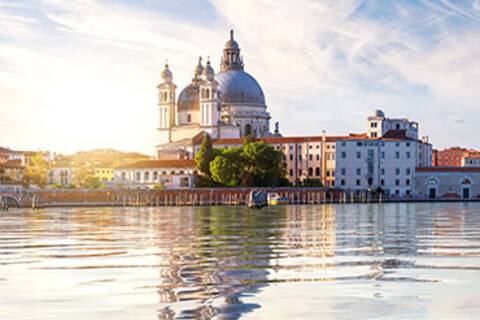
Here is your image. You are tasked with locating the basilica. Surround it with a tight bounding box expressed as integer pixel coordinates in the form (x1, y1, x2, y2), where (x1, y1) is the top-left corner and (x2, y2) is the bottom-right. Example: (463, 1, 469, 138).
(156, 30, 277, 159)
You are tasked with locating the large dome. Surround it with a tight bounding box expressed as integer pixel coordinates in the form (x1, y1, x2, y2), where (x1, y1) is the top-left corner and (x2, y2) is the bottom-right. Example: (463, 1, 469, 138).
(215, 70, 265, 105)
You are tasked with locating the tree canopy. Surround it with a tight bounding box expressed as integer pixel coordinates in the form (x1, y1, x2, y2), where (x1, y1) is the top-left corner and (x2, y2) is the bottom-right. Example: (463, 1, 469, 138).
(22, 153, 49, 188)
(203, 138, 287, 187)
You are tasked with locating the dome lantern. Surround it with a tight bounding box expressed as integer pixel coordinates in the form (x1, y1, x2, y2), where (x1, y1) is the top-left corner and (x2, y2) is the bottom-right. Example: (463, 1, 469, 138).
(160, 61, 173, 84)
(202, 57, 215, 81)
(194, 56, 204, 80)
(220, 30, 243, 72)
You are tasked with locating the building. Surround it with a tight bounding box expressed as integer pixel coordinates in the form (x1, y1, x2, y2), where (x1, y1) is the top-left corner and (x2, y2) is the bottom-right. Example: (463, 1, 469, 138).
(93, 168, 115, 182)
(462, 154, 480, 167)
(156, 30, 276, 160)
(335, 110, 432, 197)
(0, 160, 24, 184)
(431, 147, 478, 167)
(415, 167, 480, 199)
(192, 135, 340, 186)
(49, 166, 74, 187)
(113, 160, 197, 189)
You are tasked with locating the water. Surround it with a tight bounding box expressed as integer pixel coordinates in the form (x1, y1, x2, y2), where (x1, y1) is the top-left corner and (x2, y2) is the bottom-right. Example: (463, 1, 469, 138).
(1, 203, 480, 319)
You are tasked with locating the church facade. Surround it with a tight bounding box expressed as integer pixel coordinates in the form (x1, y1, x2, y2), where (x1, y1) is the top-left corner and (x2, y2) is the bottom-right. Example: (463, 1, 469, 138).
(156, 30, 274, 159)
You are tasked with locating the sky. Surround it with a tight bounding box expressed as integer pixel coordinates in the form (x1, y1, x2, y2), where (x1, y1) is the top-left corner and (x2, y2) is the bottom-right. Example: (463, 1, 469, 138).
(0, 0, 480, 155)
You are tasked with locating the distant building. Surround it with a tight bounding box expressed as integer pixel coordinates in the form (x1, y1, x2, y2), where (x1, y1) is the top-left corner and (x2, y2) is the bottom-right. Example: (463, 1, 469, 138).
(415, 167, 480, 199)
(49, 166, 74, 187)
(335, 110, 432, 197)
(431, 147, 478, 167)
(93, 168, 114, 182)
(462, 154, 480, 167)
(0, 160, 24, 184)
(113, 160, 197, 189)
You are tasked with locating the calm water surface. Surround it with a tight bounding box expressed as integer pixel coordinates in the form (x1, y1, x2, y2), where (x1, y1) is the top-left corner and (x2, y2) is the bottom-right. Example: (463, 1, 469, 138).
(1, 203, 480, 319)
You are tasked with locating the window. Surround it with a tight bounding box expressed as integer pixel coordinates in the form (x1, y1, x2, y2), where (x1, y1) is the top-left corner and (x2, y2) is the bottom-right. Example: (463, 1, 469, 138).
(406, 152, 411, 159)
(315, 167, 320, 176)
(187, 114, 192, 122)
(309, 154, 313, 161)
(298, 169, 302, 176)
(395, 151, 400, 159)
(299, 154, 302, 161)
(289, 169, 293, 177)
(396, 142, 400, 147)
(406, 179, 410, 186)
(395, 168, 400, 175)
(308, 167, 313, 176)
(341, 152, 346, 159)
(395, 179, 400, 186)
(381, 168, 385, 175)
(326, 171, 331, 177)
(356, 168, 361, 175)
(356, 151, 361, 159)
(381, 151, 385, 159)
(144, 171, 150, 181)
(371, 122, 378, 128)
(406, 168, 411, 175)
(406, 142, 410, 147)
(136, 172, 141, 181)
(371, 132, 377, 137)
(341, 168, 346, 175)
(316, 154, 320, 160)
(380, 179, 385, 186)
(289, 154, 293, 161)
(356, 179, 361, 186)
(341, 141, 346, 146)
(341, 179, 345, 186)
(357, 142, 363, 147)
(153, 171, 158, 181)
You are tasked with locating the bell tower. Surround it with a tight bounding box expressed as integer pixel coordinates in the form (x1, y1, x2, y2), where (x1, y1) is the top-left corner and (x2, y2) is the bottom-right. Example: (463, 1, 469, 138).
(157, 62, 176, 145)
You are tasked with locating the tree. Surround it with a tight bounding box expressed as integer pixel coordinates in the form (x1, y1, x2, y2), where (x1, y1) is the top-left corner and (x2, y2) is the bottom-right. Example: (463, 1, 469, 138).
(242, 140, 286, 187)
(73, 166, 101, 189)
(22, 153, 49, 188)
(210, 147, 245, 187)
(195, 134, 215, 176)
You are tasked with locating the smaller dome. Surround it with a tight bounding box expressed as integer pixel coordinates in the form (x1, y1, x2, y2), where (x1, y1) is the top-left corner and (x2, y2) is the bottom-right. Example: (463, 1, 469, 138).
(194, 56, 203, 78)
(202, 60, 215, 81)
(160, 63, 173, 83)
(177, 83, 200, 111)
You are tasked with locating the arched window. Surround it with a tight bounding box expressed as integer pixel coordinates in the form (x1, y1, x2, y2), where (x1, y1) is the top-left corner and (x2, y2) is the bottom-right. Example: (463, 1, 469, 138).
(308, 167, 313, 176)
(244, 123, 252, 136)
(461, 178, 472, 185)
(315, 167, 320, 176)
(144, 171, 150, 181)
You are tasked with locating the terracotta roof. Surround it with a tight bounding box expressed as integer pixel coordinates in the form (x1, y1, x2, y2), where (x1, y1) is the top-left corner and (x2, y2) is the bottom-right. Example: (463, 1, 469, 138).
(115, 159, 196, 170)
(416, 167, 480, 173)
(212, 135, 345, 145)
(0, 160, 23, 169)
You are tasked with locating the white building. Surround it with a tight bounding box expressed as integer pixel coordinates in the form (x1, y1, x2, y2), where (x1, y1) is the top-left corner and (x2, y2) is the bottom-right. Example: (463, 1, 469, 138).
(113, 160, 197, 189)
(336, 110, 432, 197)
(157, 30, 273, 159)
(461, 155, 480, 167)
(49, 166, 74, 187)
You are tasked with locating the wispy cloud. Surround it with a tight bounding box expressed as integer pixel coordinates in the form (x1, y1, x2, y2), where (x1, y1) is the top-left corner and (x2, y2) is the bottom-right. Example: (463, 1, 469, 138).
(0, 0, 479, 153)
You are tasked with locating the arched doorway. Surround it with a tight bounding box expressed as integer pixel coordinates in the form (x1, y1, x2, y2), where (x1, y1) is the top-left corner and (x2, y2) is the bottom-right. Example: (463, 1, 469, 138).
(244, 123, 252, 136)
(460, 178, 472, 199)
(427, 178, 438, 199)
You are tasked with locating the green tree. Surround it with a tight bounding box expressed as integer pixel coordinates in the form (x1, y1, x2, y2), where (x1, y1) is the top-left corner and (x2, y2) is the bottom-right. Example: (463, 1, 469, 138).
(22, 153, 49, 188)
(195, 134, 215, 176)
(242, 140, 286, 187)
(73, 166, 101, 189)
(210, 147, 245, 187)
